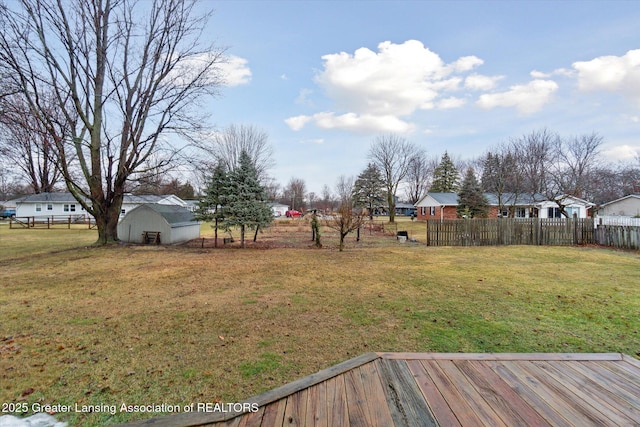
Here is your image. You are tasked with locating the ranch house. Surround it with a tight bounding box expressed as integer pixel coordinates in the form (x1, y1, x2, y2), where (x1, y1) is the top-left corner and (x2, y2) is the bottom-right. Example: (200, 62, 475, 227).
(415, 192, 594, 220)
(598, 194, 640, 217)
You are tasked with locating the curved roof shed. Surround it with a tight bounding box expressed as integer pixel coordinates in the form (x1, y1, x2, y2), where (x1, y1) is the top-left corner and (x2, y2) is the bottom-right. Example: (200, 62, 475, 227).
(117, 203, 200, 244)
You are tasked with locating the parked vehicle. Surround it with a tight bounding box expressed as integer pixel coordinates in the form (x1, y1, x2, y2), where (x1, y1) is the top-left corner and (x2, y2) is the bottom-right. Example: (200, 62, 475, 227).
(285, 210, 302, 218)
(0, 208, 16, 219)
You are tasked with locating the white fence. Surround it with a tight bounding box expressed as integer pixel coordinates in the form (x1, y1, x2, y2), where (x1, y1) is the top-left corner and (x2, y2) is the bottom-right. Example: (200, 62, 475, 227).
(595, 216, 640, 227)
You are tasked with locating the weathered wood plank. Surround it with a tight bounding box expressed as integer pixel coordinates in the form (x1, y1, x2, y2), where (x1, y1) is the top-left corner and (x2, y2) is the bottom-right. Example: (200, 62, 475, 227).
(304, 380, 327, 427)
(436, 360, 507, 426)
(463, 360, 551, 426)
(282, 388, 308, 427)
(487, 361, 572, 427)
(537, 361, 635, 426)
(325, 374, 349, 427)
(259, 398, 287, 427)
(360, 359, 395, 426)
(377, 352, 623, 361)
(236, 406, 264, 427)
(377, 359, 438, 427)
(518, 361, 613, 425)
(345, 366, 373, 427)
(406, 359, 461, 427)
(420, 360, 485, 426)
(571, 363, 640, 412)
(595, 360, 640, 391)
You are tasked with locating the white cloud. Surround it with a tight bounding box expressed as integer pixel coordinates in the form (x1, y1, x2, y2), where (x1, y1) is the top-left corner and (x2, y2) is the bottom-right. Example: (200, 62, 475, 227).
(280, 74, 288, 80)
(464, 74, 503, 91)
(219, 55, 252, 86)
(299, 138, 324, 145)
(437, 97, 466, 109)
(284, 115, 312, 131)
(573, 49, 640, 101)
(285, 40, 493, 133)
(476, 80, 558, 114)
(285, 112, 414, 133)
(530, 68, 573, 79)
(602, 144, 639, 161)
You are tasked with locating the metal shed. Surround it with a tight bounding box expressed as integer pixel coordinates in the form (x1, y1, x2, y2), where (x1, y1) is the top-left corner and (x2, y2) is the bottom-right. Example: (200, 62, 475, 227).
(117, 203, 200, 244)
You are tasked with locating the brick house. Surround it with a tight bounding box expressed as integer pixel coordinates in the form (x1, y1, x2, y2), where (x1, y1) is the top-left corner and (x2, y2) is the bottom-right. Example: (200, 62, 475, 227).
(415, 192, 594, 220)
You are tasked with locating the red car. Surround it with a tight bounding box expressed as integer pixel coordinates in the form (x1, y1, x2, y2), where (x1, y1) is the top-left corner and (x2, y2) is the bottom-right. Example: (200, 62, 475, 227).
(285, 210, 302, 218)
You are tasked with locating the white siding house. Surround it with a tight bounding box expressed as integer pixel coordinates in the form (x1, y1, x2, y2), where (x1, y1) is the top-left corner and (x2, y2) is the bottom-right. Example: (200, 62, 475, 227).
(598, 195, 640, 217)
(117, 204, 200, 244)
(15, 193, 89, 218)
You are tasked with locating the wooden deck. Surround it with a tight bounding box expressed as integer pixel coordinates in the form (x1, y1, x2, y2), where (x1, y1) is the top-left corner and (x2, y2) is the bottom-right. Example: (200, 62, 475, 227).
(120, 352, 640, 426)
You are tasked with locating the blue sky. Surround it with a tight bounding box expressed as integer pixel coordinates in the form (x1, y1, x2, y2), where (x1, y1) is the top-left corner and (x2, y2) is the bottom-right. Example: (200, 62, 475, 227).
(197, 0, 640, 195)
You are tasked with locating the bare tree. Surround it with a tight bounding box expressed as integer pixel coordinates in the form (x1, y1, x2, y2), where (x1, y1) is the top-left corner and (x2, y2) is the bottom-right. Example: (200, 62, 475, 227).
(0, 0, 225, 244)
(326, 176, 365, 251)
(368, 134, 419, 223)
(404, 150, 434, 204)
(0, 94, 64, 193)
(510, 128, 558, 199)
(282, 177, 307, 211)
(197, 124, 274, 182)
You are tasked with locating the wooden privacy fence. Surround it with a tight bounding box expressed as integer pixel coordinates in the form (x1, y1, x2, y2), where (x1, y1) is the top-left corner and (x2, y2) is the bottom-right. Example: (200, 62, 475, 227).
(426, 218, 595, 246)
(595, 225, 640, 250)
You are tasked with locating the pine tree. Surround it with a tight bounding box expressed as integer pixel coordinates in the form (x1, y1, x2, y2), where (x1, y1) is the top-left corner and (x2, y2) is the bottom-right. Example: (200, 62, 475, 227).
(196, 162, 228, 247)
(429, 152, 460, 192)
(223, 150, 273, 248)
(457, 167, 489, 218)
(352, 163, 385, 220)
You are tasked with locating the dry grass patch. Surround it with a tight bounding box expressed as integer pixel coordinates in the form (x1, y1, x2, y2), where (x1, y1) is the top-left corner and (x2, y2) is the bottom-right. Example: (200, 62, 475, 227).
(0, 226, 638, 425)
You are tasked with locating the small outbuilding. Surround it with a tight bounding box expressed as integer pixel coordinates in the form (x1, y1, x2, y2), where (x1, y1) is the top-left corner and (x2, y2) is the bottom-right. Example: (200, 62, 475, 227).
(117, 203, 200, 244)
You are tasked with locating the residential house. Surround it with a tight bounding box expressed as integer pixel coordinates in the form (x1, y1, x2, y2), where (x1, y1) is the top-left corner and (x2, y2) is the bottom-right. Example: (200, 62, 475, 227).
(14, 192, 188, 220)
(269, 202, 289, 217)
(15, 192, 89, 219)
(415, 192, 594, 220)
(598, 195, 640, 217)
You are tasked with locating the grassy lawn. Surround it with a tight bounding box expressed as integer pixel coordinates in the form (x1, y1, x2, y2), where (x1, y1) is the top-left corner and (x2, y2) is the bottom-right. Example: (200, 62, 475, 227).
(1, 222, 639, 425)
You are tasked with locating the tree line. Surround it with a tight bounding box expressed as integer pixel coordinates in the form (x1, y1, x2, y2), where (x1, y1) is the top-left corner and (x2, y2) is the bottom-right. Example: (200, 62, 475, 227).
(1, 1, 638, 245)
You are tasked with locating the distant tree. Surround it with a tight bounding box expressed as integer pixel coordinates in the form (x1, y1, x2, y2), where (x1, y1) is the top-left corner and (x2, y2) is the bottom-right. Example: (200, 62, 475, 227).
(319, 184, 335, 213)
(457, 167, 489, 218)
(353, 163, 385, 220)
(368, 134, 419, 223)
(196, 162, 228, 247)
(481, 148, 522, 216)
(430, 152, 460, 192)
(198, 124, 274, 183)
(282, 177, 307, 211)
(404, 150, 434, 204)
(326, 176, 365, 251)
(160, 179, 195, 199)
(222, 151, 273, 248)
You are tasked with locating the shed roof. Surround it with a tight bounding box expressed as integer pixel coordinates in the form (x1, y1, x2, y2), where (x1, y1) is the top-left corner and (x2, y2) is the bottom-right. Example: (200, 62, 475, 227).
(117, 352, 640, 427)
(130, 203, 196, 227)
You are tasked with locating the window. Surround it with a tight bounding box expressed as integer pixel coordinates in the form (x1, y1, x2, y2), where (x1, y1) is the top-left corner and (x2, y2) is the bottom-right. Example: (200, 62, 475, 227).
(64, 204, 76, 212)
(547, 207, 562, 218)
(47, 204, 53, 211)
(430, 206, 436, 216)
(36, 204, 42, 212)
(515, 208, 526, 218)
(121, 209, 126, 215)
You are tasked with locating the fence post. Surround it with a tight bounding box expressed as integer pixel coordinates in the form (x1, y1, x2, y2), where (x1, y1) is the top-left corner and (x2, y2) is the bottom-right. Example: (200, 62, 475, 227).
(426, 220, 430, 246)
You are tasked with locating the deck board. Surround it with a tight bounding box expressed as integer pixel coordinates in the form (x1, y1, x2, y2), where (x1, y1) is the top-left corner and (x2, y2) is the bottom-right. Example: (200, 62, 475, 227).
(117, 353, 640, 427)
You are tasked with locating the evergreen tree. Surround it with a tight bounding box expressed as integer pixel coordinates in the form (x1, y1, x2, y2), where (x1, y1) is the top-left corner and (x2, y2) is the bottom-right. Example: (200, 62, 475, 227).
(352, 163, 385, 220)
(457, 167, 489, 218)
(196, 162, 228, 247)
(429, 152, 460, 192)
(223, 150, 273, 248)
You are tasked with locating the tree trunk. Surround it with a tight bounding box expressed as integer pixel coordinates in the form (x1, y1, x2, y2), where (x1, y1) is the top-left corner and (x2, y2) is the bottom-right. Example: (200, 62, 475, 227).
(253, 225, 259, 242)
(214, 218, 218, 248)
(388, 193, 396, 223)
(339, 232, 347, 251)
(94, 204, 121, 245)
(240, 225, 245, 248)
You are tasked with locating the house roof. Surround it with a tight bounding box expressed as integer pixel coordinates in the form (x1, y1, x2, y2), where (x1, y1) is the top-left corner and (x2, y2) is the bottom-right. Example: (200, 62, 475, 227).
(16, 192, 84, 203)
(600, 194, 640, 207)
(424, 192, 459, 205)
(117, 352, 640, 427)
(416, 192, 589, 208)
(131, 203, 196, 227)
